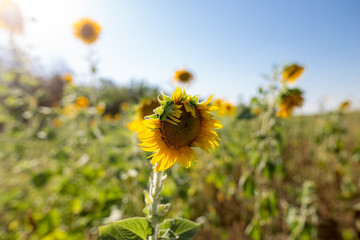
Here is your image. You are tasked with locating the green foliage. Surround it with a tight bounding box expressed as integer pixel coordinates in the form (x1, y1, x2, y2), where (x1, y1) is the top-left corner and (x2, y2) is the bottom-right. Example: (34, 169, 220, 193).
(1, 57, 360, 240)
(99, 217, 153, 240)
(159, 218, 200, 240)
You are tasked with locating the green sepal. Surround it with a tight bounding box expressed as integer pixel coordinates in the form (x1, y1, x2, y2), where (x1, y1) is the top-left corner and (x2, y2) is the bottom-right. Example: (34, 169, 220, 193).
(160, 91, 172, 102)
(144, 191, 151, 205)
(158, 203, 171, 217)
(154, 106, 165, 116)
(146, 114, 159, 119)
(143, 206, 150, 217)
(191, 95, 199, 105)
(160, 104, 177, 121)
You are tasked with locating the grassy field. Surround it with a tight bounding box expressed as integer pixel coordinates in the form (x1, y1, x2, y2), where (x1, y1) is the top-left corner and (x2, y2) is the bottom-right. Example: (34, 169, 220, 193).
(1, 89, 359, 240)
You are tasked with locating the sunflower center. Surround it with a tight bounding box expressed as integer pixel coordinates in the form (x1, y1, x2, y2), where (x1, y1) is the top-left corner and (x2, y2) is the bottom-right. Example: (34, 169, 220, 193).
(160, 106, 202, 149)
(81, 24, 95, 39)
(179, 72, 191, 82)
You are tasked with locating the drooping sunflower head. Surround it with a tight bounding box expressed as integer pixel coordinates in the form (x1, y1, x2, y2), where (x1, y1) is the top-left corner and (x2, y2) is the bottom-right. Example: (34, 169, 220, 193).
(0, 0, 23, 34)
(277, 88, 304, 118)
(173, 68, 194, 84)
(282, 64, 304, 83)
(75, 96, 90, 109)
(129, 98, 160, 134)
(73, 18, 101, 45)
(61, 73, 73, 83)
(338, 100, 350, 112)
(138, 87, 222, 172)
(214, 99, 236, 117)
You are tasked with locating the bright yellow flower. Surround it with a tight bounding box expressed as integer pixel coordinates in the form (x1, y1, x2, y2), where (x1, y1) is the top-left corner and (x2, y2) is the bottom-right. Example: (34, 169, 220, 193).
(129, 98, 160, 134)
(277, 89, 304, 118)
(61, 73, 73, 83)
(338, 100, 350, 111)
(138, 87, 222, 172)
(96, 102, 106, 114)
(282, 64, 304, 83)
(63, 103, 78, 117)
(214, 99, 236, 117)
(75, 96, 89, 109)
(0, 0, 23, 34)
(73, 18, 101, 44)
(276, 105, 291, 118)
(173, 68, 194, 84)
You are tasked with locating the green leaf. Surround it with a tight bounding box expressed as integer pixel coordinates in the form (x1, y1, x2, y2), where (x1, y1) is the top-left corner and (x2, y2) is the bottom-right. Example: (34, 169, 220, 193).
(160, 218, 200, 240)
(99, 217, 153, 240)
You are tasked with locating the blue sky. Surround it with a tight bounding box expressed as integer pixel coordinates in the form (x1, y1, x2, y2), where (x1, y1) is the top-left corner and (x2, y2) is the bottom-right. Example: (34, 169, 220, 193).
(1, 0, 360, 113)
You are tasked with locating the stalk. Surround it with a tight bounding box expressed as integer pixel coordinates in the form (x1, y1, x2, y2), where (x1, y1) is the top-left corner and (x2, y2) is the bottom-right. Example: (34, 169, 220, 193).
(148, 169, 165, 240)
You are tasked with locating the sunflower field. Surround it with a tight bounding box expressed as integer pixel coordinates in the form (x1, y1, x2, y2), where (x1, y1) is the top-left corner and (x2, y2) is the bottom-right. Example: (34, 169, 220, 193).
(1, 1, 360, 240)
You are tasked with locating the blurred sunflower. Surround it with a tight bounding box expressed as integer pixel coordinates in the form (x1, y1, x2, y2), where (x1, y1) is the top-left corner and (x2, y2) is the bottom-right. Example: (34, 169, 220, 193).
(63, 103, 78, 118)
(338, 100, 350, 111)
(104, 113, 121, 122)
(282, 64, 304, 83)
(0, 0, 23, 34)
(138, 87, 222, 172)
(61, 73, 73, 83)
(75, 96, 90, 109)
(277, 89, 304, 118)
(173, 68, 194, 84)
(129, 98, 160, 134)
(96, 102, 106, 114)
(121, 102, 129, 111)
(73, 18, 101, 44)
(214, 99, 236, 117)
(52, 118, 62, 128)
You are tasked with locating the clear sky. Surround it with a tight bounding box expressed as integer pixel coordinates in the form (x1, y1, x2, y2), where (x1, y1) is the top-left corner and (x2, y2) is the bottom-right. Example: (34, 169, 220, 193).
(1, 0, 360, 113)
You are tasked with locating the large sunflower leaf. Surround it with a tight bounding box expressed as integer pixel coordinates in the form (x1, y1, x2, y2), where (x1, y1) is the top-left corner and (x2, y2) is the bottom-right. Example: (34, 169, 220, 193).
(99, 217, 153, 240)
(159, 218, 200, 240)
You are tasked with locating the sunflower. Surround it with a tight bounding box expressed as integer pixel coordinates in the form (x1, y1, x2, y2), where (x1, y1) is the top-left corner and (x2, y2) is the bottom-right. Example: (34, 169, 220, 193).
(62, 103, 78, 118)
(75, 96, 90, 109)
(173, 68, 194, 84)
(282, 64, 304, 83)
(73, 18, 101, 44)
(277, 89, 304, 118)
(338, 100, 350, 111)
(0, 0, 23, 34)
(96, 102, 106, 114)
(214, 99, 236, 117)
(129, 98, 160, 134)
(61, 73, 73, 83)
(138, 87, 222, 172)
(104, 113, 121, 122)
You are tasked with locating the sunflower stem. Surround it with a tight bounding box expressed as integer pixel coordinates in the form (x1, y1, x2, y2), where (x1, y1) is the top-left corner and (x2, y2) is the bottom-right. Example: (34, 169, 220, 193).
(148, 168, 165, 240)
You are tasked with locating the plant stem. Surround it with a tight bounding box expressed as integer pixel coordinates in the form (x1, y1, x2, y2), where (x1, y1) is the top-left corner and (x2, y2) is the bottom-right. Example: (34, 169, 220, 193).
(149, 169, 164, 240)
